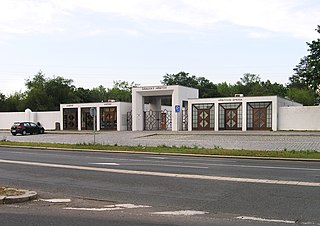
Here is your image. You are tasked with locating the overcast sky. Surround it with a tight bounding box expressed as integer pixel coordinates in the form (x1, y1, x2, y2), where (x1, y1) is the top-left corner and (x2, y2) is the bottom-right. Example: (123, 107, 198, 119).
(0, 0, 319, 95)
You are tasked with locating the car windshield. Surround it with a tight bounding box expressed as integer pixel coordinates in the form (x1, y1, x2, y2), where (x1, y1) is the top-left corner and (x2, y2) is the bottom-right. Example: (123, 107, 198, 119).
(13, 122, 21, 126)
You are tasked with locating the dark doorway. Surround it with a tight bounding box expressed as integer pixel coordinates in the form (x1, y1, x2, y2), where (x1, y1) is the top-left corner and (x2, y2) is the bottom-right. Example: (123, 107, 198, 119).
(100, 107, 117, 130)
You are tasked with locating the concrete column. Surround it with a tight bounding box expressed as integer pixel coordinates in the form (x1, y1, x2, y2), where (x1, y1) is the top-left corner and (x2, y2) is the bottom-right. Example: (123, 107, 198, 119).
(60, 106, 64, 131)
(97, 107, 100, 131)
(25, 108, 32, 122)
(214, 103, 219, 131)
(272, 99, 278, 131)
(172, 90, 180, 131)
(242, 101, 247, 131)
(132, 92, 144, 131)
(188, 102, 192, 131)
(77, 107, 81, 131)
(116, 106, 121, 131)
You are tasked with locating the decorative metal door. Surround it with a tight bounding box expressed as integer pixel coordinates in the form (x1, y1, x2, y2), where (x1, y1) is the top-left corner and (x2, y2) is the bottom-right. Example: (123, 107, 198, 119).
(101, 107, 117, 130)
(197, 109, 210, 130)
(85, 112, 93, 130)
(253, 108, 267, 130)
(225, 109, 237, 130)
(67, 113, 77, 129)
(144, 110, 172, 131)
(161, 112, 167, 129)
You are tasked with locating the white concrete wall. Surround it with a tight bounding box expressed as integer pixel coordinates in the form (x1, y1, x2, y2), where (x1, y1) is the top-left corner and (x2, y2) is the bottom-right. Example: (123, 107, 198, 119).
(0, 111, 60, 130)
(278, 106, 320, 131)
(119, 102, 133, 131)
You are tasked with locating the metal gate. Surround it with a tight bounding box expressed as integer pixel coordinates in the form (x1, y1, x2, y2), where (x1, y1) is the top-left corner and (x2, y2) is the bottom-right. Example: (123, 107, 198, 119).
(182, 107, 188, 131)
(144, 109, 172, 131)
(127, 111, 132, 131)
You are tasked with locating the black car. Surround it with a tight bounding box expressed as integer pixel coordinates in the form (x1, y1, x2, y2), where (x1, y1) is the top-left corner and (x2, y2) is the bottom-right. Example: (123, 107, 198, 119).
(11, 122, 45, 136)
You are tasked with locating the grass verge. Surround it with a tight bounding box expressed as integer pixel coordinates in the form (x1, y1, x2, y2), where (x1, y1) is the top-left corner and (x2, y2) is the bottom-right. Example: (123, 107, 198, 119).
(0, 187, 24, 196)
(0, 140, 320, 160)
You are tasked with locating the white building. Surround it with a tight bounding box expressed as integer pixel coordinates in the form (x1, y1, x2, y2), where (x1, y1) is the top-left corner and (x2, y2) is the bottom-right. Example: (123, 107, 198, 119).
(131, 85, 198, 131)
(2, 85, 320, 132)
(187, 96, 301, 131)
(60, 101, 132, 131)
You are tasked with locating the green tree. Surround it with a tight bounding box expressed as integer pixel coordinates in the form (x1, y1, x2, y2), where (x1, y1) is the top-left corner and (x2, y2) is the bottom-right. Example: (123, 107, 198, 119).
(234, 73, 287, 97)
(289, 25, 320, 102)
(216, 82, 237, 97)
(0, 91, 7, 111)
(161, 71, 218, 98)
(287, 87, 315, 106)
(260, 80, 287, 97)
(107, 80, 138, 102)
(90, 85, 109, 102)
(235, 73, 262, 96)
(4, 91, 26, 112)
(25, 71, 78, 111)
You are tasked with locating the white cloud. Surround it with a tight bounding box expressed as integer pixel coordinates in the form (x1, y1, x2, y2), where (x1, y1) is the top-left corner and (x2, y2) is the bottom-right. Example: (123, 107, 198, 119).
(0, 0, 319, 39)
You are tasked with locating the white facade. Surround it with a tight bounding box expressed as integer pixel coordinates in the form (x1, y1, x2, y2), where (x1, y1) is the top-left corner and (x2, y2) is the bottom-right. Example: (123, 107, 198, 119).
(60, 102, 132, 131)
(132, 85, 198, 131)
(188, 96, 302, 131)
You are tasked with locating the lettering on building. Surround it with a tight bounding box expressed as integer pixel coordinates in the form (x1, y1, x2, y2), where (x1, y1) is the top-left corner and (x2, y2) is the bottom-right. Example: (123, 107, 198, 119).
(142, 86, 167, 91)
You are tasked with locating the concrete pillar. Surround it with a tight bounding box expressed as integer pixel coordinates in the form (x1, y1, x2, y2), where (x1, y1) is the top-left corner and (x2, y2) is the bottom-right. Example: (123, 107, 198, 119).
(188, 102, 193, 131)
(132, 92, 144, 131)
(272, 99, 277, 131)
(215, 103, 219, 131)
(97, 107, 100, 131)
(77, 107, 81, 131)
(25, 108, 32, 122)
(242, 102, 247, 131)
(171, 90, 179, 131)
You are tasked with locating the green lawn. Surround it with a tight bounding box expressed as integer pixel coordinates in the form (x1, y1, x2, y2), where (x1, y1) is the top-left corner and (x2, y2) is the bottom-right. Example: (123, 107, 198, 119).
(1, 140, 320, 160)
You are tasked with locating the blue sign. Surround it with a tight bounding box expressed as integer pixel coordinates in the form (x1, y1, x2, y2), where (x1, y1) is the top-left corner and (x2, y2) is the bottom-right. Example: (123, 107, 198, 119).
(175, 105, 180, 113)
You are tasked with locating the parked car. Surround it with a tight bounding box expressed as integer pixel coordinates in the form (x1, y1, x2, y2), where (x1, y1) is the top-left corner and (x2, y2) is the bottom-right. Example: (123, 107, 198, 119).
(11, 122, 45, 136)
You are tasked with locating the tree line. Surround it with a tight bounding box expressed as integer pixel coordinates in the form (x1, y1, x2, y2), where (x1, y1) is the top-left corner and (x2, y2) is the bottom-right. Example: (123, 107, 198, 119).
(1, 26, 319, 111)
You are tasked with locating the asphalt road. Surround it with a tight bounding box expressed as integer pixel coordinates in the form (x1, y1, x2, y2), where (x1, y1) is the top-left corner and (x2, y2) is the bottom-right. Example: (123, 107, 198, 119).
(0, 146, 320, 225)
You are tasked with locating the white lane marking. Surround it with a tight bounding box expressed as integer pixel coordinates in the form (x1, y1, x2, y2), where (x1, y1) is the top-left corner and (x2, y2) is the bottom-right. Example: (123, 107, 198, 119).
(64, 207, 122, 211)
(64, 203, 151, 212)
(207, 163, 320, 172)
(4, 150, 320, 172)
(151, 210, 208, 216)
(89, 163, 120, 166)
(39, 199, 71, 203)
(125, 163, 208, 169)
(90, 162, 207, 169)
(145, 157, 167, 160)
(105, 204, 151, 209)
(95, 157, 320, 172)
(236, 216, 296, 224)
(1, 159, 320, 187)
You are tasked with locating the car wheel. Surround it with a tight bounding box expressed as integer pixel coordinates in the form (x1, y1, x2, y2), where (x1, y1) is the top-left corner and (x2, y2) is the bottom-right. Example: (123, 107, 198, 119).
(11, 133, 17, 136)
(22, 130, 27, 136)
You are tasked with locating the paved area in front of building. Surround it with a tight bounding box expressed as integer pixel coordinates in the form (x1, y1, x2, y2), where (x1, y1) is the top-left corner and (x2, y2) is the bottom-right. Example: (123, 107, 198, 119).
(1, 130, 320, 151)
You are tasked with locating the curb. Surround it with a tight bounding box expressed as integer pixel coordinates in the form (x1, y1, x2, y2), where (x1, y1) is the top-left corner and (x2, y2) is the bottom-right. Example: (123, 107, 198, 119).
(0, 190, 37, 204)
